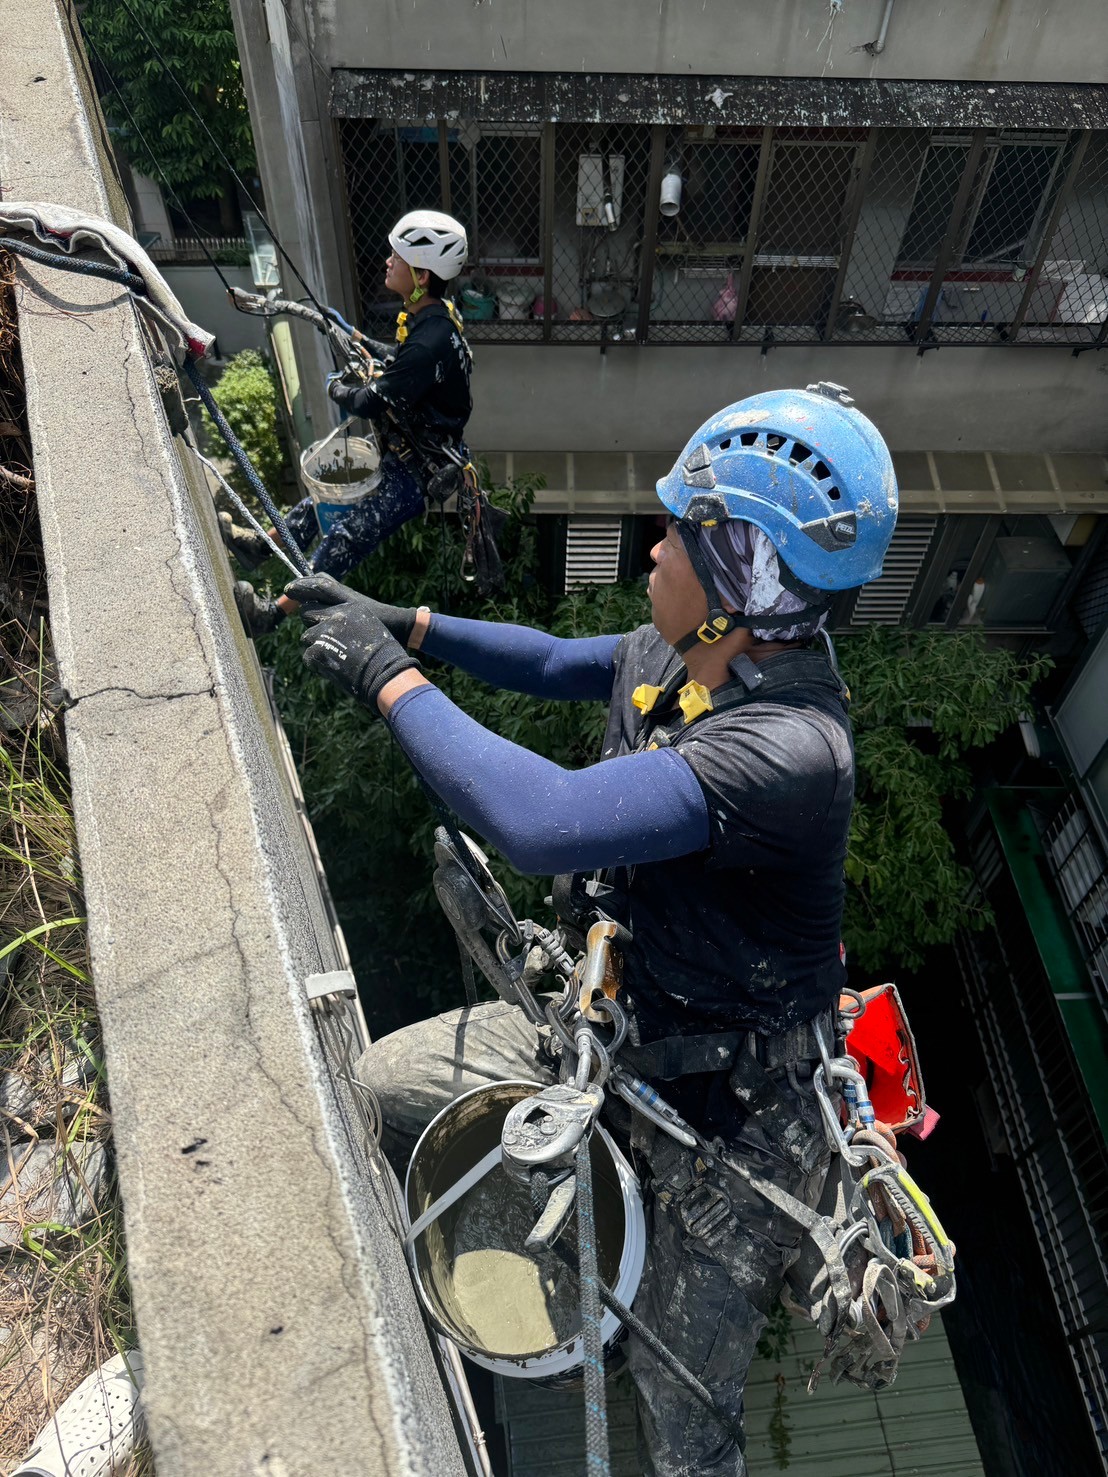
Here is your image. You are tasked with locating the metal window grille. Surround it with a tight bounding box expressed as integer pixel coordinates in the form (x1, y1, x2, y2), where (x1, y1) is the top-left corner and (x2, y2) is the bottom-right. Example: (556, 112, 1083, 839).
(337, 121, 1108, 349)
(958, 824, 1108, 1470)
(1042, 794, 1108, 1004)
(1074, 534, 1108, 639)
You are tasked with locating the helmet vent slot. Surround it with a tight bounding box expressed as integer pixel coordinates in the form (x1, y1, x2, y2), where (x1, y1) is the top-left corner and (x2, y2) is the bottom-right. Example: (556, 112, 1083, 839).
(828, 486, 842, 501)
(766, 435, 785, 452)
(812, 460, 831, 480)
(718, 437, 732, 451)
(739, 432, 759, 448)
(791, 443, 811, 464)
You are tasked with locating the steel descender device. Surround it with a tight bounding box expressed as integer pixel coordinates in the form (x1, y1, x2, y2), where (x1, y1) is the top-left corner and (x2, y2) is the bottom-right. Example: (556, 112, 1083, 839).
(501, 1082, 604, 1251)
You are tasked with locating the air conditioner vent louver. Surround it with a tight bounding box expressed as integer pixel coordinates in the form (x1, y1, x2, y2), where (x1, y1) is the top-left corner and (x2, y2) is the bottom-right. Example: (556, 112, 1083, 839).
(851, 516, 937, 624)
(564, 519, 622, 591)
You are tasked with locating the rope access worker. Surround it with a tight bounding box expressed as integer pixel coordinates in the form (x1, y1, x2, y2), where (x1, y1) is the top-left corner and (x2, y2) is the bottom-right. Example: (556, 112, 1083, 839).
(286, 383, 898, 1475)
(231, 209, 473, 635)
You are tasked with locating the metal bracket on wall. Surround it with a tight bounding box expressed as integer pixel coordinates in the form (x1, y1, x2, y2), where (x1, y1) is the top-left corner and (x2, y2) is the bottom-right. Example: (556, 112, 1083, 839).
(305, 970, 358, 1003)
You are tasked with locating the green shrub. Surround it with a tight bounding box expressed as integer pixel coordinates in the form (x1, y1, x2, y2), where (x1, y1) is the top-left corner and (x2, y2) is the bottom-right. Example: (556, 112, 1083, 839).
(837, 626, 1052, 974)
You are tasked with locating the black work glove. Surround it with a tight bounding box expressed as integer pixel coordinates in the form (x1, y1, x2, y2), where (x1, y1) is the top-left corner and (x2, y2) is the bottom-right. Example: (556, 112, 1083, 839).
(325, 369, 372, 416)
(286, 576, 420, 710)
(285, 573, 420, 646)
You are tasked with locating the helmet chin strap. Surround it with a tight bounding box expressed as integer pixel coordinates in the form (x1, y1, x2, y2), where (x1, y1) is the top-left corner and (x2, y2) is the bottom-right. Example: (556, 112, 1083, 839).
(672, 521, 833, 655)
(407, 262, 426, 303)
(674, 522, 736, 654)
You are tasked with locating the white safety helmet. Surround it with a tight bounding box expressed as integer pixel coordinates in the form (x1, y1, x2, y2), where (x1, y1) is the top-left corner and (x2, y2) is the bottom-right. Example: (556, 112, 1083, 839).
(388, 209, 468, 281)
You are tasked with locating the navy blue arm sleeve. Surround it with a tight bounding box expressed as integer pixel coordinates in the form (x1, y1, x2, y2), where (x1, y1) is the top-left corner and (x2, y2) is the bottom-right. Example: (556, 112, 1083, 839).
(421, 614, 619, 700)
(388, 685, 709, 875)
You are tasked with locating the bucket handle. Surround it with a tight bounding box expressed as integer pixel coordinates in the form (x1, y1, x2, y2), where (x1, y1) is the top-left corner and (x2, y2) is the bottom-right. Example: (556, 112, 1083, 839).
(311, 415, 362, 458)
(405, 1143, 503, 1251)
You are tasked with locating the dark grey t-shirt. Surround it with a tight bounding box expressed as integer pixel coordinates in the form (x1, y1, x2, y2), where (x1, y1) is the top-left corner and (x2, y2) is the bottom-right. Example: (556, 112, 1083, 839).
(601, 625, 854, 1039)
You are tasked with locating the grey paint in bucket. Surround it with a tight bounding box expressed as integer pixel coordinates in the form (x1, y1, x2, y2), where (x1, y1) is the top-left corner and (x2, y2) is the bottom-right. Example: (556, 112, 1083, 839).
(405, 1081, 646, 1380)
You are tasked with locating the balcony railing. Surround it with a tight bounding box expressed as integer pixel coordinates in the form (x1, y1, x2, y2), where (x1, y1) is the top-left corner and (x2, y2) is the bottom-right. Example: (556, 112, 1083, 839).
(1042, 792, 1108, 1006)
(338, 121, 1108, 351)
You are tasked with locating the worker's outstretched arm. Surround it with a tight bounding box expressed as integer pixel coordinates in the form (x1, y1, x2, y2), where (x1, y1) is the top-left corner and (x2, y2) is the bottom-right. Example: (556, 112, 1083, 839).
(387, 683, 708, 875)
(287, 576, 618, 700)
(420, 614, 618, 700)
(286, 576, 707, 874)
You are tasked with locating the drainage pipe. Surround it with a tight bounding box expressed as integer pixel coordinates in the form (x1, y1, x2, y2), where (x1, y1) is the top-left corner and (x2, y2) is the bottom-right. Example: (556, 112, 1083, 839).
(865, 0, 895, 54)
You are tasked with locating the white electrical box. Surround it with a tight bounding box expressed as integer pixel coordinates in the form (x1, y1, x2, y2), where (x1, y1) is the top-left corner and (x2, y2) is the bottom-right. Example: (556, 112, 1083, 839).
(576, 154, 625, 227)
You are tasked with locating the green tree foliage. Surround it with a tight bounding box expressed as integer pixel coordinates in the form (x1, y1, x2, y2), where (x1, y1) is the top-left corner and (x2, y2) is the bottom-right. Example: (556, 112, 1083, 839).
(259, 499, 1051, 1025)
(82, 0, 254, 220)
(836, 627, 1052, 973)
(201, 351, 285, 503)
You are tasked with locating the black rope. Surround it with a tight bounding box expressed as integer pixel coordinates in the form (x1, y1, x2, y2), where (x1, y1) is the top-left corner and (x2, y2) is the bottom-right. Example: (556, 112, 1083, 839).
(110, 0, 329, 317)
(0, 239, 144, 292)
(182, 355, 311, 576)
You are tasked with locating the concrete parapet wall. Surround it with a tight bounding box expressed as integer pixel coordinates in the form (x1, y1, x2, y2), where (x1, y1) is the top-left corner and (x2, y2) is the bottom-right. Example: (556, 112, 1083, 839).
(0, 2, 463, 1472)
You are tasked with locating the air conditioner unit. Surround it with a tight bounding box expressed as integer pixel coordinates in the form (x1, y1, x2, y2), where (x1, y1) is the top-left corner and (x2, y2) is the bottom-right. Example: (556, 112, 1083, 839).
(976, 537, 1071, 624)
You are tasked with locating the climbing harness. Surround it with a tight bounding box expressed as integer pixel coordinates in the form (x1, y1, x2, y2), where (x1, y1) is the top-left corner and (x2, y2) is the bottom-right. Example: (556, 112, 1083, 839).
(425, 820, 957, 1470)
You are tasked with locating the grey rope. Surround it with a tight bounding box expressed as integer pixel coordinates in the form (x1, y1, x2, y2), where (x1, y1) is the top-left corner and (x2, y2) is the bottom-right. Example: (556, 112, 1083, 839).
(545, 1230, 747, 1451)
(576, 1137, 611, 1475)
(186, 442, 303, 579)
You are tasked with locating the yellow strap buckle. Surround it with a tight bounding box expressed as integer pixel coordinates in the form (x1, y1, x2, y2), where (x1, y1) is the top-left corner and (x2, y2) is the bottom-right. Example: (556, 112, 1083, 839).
(697, 615, 731, 644)
(678, 681, 714, 725)
(632, 683, 665, 715)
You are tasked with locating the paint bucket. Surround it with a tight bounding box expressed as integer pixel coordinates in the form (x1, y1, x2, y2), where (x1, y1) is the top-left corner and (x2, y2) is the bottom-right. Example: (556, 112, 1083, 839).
(659, 169, 683, 216)
(404, 1080, 646, 1382)
(299, 419, 381, 535)
(498, 281, 534, 321)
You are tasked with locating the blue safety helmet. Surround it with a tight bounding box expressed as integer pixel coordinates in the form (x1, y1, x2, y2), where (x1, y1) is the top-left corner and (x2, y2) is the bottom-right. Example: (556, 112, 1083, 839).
(656, 383, 898, 594)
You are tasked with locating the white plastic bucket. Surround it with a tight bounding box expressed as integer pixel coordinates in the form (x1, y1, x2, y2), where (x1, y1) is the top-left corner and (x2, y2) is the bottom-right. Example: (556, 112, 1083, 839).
(497, 281, 534, 321)
(660, 170, 683, 216)
(300, 420, 381, 535)
(404, 1080, 646, 1382)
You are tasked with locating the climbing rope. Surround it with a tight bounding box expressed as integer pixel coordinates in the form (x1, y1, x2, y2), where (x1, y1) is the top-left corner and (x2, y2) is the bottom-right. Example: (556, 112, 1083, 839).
(184, 442, 303, 579)
(180, 356, 310, 577)
(575, 1135, 611, 1475)
(0, 236, 144, 291)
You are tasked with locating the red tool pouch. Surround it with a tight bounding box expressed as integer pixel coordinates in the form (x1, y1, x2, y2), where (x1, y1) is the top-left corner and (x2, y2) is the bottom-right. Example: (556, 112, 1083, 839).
(840, 984, 930, 1136)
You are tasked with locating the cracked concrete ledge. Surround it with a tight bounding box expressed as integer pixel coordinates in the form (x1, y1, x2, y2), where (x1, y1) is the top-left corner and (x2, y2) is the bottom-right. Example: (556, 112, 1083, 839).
(0, 3, 464, 1473)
